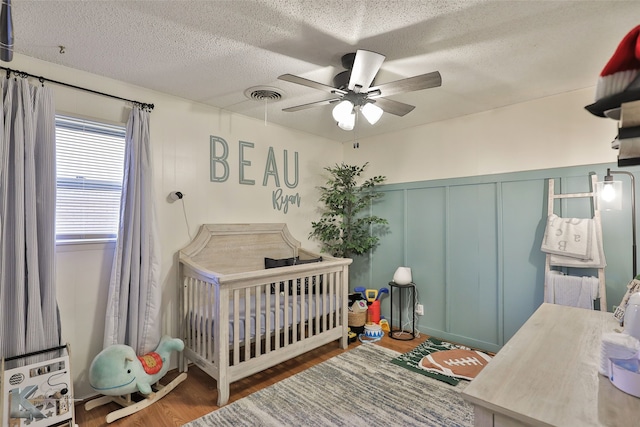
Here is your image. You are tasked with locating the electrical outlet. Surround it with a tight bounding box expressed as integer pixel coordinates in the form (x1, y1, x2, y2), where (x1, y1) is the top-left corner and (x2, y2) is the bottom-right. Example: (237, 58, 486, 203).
(416, 304, 424, 316)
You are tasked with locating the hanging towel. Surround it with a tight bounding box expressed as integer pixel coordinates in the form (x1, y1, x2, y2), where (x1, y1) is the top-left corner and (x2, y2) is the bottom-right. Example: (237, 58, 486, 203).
(541, 214, 593, 259)
(544, 270, 562, 304)
(545, 271, 599, 310)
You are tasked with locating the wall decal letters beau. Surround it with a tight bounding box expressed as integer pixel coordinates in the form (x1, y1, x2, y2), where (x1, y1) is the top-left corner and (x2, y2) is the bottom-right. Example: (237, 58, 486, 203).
(210, 135, 301, 213)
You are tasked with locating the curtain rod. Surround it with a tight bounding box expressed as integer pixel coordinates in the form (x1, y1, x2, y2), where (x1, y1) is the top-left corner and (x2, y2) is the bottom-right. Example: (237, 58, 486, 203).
(0, 66, 154, 111)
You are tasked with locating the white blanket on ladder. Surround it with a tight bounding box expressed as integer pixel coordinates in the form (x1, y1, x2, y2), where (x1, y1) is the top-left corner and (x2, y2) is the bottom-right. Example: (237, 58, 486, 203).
(541, 214, 606, 268)
(541, 214, 592, 259)
(545, 270, 600, 310)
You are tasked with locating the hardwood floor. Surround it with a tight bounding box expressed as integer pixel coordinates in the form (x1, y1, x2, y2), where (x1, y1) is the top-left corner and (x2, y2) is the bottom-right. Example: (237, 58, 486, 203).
(75, 333, 429, 427)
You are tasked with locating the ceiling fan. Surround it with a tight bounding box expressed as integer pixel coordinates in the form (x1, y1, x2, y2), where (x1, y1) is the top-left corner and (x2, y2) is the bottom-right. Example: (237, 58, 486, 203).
(278, 49, 441, 131)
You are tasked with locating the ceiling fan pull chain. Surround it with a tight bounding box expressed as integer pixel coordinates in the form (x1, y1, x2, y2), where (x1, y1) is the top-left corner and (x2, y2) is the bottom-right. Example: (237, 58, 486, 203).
(353, 113, 359, 148)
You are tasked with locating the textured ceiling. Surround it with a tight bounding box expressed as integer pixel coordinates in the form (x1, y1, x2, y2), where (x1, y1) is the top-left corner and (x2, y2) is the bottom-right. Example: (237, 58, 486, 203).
(9, 0, 640, 143)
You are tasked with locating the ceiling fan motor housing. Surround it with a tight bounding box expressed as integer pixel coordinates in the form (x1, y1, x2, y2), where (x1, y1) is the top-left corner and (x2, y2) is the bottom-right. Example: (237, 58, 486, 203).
(333, 70, 351, 90)
(341, 52, 356, 70)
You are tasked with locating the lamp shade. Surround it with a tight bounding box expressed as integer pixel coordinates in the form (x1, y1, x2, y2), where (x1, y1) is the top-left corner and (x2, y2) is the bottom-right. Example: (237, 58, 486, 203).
(0, 0, 13, 62)
(332, 99, 353, 122)
(597, 180, 623, 211)
(361, 102, 383, 124)
(337, 112, 355, 130)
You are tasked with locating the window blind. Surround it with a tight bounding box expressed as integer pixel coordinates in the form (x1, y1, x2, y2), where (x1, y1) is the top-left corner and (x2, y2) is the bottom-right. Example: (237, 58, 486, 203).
(55, 115, 126, 242)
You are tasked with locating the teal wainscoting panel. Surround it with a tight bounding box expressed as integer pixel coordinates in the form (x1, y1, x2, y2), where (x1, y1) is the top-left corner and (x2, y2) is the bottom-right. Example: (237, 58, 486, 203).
(370, 188, 406, 317)
(361, 163, 640, 353)
(558, 174, 594, 216)
(501, 178, 547, 342)
(448, 183, 499, 345)
(406, 187, 447, 332)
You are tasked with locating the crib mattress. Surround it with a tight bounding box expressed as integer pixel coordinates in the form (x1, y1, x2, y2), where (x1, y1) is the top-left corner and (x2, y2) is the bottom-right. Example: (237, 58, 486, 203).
(190, 293, 340, 343)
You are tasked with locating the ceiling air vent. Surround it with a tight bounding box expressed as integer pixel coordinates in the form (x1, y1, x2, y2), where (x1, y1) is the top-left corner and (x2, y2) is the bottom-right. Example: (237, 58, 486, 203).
(244, 86, 284, 102)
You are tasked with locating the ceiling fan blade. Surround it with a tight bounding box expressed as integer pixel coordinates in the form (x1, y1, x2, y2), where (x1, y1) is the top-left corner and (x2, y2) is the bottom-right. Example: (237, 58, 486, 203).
(282, 97, 341, 112)
(369, 71, 442, 98)
(372, 97, 415, 117)
(278, 74, 345, 95)
(348, 49, 385, 92)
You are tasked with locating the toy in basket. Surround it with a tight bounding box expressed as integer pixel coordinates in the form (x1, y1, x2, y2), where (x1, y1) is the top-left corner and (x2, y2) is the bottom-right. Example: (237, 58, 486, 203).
(348, 299, 367, 341)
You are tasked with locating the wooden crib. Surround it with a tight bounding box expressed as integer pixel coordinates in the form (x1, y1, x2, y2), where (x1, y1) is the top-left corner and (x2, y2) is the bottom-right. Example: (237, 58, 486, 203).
(178, 223, 351, 406)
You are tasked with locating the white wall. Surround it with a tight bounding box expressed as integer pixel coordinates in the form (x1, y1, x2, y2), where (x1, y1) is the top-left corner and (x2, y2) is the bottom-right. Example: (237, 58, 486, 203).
(6, 54, 343, 399)
(344, 88, 618, 184)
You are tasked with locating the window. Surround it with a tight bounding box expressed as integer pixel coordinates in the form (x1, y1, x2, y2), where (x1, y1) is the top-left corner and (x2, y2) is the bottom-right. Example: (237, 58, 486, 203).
(55, 115, 126, 243)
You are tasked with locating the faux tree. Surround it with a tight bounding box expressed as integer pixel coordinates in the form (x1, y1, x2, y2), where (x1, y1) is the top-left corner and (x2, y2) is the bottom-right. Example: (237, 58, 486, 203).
(310, 162, 387, 258)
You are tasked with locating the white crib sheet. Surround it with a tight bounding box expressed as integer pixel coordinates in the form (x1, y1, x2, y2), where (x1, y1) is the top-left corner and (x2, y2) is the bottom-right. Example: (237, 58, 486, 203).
(190, 293, 340, 343)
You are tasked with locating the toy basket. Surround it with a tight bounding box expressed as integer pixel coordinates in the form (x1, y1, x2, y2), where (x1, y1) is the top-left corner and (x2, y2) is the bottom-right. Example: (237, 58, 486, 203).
(348, 310, 367, 327)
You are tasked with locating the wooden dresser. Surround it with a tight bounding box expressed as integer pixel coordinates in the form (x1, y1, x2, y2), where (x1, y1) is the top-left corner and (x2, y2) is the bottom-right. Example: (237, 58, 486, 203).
(461, 303, 640, 426)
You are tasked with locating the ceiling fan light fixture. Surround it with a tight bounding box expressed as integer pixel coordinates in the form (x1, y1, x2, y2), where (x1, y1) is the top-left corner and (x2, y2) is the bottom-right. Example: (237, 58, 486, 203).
(361, 102, 383, 125)
(332, 99, 354, 122)
(337, 112, 355, 131)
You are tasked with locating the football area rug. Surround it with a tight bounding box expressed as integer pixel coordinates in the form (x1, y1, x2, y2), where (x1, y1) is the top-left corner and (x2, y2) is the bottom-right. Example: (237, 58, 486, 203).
(390, 337, 492, 385)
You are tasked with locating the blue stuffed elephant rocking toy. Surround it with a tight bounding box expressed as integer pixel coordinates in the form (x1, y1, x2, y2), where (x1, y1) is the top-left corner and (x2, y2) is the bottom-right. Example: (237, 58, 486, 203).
(84, 335, 187, 423)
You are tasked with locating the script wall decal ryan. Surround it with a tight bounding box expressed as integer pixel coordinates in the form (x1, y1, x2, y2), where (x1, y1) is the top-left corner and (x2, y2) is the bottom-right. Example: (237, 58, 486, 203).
(210, 136, 300, 213)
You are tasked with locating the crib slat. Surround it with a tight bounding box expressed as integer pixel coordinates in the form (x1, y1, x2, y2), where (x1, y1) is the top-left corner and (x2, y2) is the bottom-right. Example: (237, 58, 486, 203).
(274, 288, 280, 351)
(199, 280, 206, 356)
(244, 287, 251, 362)
(233, 289, 240, 366)
(192, 279, 198, 355)
(328, 274, 332, 332)
(305, 277, 309, 338)
(255, 285, 262, 356)
(183, 278, 189, 351)
(333, 273, 338, 329)
(184, 278, 191, 353)
(264, 289, 271, 354)
(202, 279, 210, 359)
(191, 278, 197, 353)
(206, 279, 213, 360)
(283, 291, 289, 347)
(318, 274, 333, 331)
(314, 275, 319, 337)
(294, 279, 301, 344)
(190, 278, 197, 354)
(322, 274, 336, 330)
(322, 276, 326, 333)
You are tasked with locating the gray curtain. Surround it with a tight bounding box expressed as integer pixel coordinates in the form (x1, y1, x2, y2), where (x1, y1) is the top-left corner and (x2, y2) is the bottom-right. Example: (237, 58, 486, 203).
(0, 77, 59, 361)
(104, 106, 161, 355)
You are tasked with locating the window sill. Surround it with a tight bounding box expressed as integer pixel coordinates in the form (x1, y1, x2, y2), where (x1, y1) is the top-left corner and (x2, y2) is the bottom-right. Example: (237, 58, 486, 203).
(56, 239, 116, 252)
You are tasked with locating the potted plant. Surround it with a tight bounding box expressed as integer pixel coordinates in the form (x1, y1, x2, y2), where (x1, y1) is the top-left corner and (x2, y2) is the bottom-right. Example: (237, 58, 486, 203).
(310, 162, 387, 258)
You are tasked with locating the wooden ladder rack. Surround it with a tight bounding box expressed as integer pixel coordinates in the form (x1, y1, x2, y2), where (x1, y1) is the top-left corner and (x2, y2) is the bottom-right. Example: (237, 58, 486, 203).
(545, 174, 606, 311)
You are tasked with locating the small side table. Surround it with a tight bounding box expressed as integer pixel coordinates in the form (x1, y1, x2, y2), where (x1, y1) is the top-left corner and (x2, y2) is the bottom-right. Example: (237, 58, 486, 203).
(389, 281, 416, 340)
